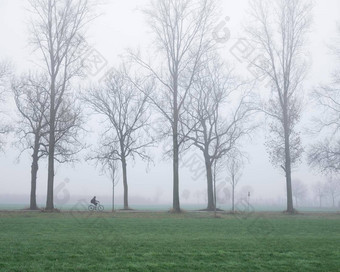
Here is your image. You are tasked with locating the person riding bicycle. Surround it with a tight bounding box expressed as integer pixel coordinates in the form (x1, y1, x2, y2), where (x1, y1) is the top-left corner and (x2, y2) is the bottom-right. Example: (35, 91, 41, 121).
(90, 196, 99, 206)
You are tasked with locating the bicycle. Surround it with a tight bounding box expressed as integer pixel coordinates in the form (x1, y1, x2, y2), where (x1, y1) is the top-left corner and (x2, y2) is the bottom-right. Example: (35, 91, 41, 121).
(88, 201, 104, 212)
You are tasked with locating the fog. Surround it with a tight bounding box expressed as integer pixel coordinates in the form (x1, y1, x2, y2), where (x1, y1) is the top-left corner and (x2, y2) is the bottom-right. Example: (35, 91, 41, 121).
(0, 0, 339, 209)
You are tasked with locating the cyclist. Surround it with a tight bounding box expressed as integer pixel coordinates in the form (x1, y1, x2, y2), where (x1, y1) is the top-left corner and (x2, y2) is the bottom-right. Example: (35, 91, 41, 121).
(90, 196, 99, 206)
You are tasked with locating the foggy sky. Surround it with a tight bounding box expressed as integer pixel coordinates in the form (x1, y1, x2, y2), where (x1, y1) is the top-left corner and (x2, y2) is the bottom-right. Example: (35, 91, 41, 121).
(0, 0, 339, 206)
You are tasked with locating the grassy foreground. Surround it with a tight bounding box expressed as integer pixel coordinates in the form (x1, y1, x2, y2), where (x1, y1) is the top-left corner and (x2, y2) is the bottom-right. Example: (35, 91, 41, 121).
(0, 211, 339, 272)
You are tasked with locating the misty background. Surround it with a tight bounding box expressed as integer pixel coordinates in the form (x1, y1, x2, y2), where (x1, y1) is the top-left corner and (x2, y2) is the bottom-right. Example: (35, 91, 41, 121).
(0, 0, 339, 209)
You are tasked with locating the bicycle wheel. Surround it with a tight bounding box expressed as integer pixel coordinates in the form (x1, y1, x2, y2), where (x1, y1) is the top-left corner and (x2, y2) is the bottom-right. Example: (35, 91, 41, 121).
(88, 205, 95, 211)
(98, 205, 104, 211)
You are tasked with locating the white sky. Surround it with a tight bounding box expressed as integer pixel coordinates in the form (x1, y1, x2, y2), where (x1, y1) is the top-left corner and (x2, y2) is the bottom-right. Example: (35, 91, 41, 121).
(0, 0, 339, 206)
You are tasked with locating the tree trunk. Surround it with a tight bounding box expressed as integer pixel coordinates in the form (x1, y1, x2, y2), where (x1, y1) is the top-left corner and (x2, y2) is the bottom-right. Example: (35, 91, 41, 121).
(213, 162, 217, 217)
(172, 82, 180, 212)
(204, 154, 214, 210)
(232, 183, 235, 213)
(30, 138, 40, 210)
(173, 135, 180, 212)
(284, 111, 294, 213)
(111, 164, 115, 212)
(121, 156, 128, 209)
(112, 183, 115, 212)
(285, 156, 294, 213)
(46, 128, 55, 210)
(46, 80, 56, 211)
(285, 157, 294, 212)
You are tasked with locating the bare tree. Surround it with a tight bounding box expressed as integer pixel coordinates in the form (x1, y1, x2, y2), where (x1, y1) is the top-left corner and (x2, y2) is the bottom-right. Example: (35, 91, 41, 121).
(109, 160, 119, 212)
(29, 0, 94, 210)
(308, 27, 340, 175)
(313, 181, 325, 208)
(247, 0, 312, 213)
(292, 179, 307, 207)
(226, 151, 243, 213)
(132, 0, 218, 212)
(87, 141, 120, 212)
(12, 72, 85, 209)
(181, 58, 255, 210)
(324, 178, 340, 207)
(85, 66, 153, 209)
(12, 73, 50, 210)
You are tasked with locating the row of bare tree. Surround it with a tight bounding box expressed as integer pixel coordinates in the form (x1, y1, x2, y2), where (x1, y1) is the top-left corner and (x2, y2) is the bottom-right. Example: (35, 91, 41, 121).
(0, 0, 339, 213)
(292, 179, 340, 208)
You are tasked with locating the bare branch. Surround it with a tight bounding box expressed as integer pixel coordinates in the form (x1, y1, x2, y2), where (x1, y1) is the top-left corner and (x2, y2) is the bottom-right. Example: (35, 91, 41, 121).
(84, 64, 154, 209)
(308, 24, 340, 174)
(246, 0, 312, 212)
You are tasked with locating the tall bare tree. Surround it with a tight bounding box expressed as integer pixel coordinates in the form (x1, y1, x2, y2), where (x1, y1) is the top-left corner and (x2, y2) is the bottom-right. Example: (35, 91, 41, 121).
(313, 181, 325, 208)
(308, 26, 340, 175)
(12, 73, 49, 210)
(247, 0, 312, 213)
(132, 0, 218, 212)
(181, 58, 255, 210)
(85, 66, 153, 209)
(29, 0, 94, 210)
(12, 72, 84, 209)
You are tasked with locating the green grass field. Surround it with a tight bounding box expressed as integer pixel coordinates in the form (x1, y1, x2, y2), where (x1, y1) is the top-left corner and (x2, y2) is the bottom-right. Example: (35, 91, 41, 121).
(0, 211, 339, 272)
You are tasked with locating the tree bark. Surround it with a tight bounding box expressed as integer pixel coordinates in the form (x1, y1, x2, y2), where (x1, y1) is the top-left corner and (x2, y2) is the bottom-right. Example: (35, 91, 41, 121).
(46, 128, 55, 210)
(30, 138, 40, 210)
(112, 164, 115, 212)
(172, 81, 180, 212)
(204, 154, 215, 210)
(173, 134, 180, 212)
(232, 182, 235, 213)
(213, 162, 217, 217)
(284, 112, 294, 213)
(46, 78, 56, 211)
(121, 156, 128, 209)
(112, 183, 115, 212)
